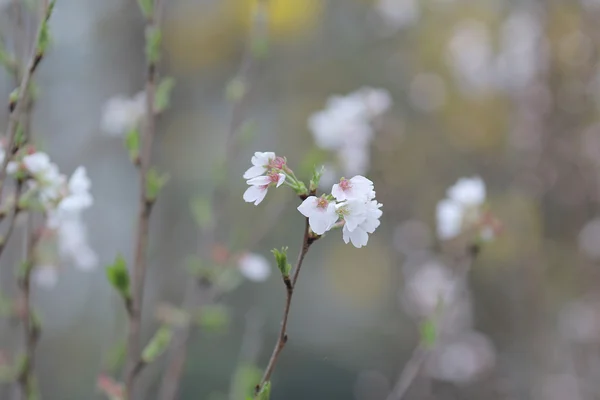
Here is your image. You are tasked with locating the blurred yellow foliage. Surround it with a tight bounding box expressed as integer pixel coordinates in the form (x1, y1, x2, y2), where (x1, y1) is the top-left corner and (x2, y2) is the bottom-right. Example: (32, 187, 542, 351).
(164, 0, 321, 73)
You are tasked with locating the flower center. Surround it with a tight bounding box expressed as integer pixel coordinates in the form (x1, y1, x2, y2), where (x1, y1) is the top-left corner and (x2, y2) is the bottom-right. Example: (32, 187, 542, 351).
(269, 156, 286, 170)
(316, 197, 329, 209)
(339, 178, 351, 191)
(267, 172, 280, 185)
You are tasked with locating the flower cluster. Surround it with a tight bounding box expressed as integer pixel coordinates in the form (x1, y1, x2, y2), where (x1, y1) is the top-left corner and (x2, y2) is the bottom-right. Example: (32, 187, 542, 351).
(308, 87, 391, 177)
(101, 91, 146, 136)
(298, 176, 382, 248)
(436, 176, 500, 241)
(8, 148, 98, 273)
(243, 152, 288, 205)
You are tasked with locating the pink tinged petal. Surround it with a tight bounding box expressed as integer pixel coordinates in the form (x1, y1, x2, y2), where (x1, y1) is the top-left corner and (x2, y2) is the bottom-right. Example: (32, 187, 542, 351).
(350, 175, 373, 186)
(243, 185, 268, 205)
(308, 206, 338, 235)
(331, 183, 345, 201)
(276, 173, 286, 187)
(297, 197, 318, 218)
(247, 175, 271, 186)
(243, 165, 266, 179)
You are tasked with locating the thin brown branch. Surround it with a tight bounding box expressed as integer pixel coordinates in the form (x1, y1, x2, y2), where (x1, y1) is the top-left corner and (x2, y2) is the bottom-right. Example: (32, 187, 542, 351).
(124, 0, 163, 398)
(0, 181, 22, 260)
(15, 217, 42, 400)
(255, 217, 314, 395)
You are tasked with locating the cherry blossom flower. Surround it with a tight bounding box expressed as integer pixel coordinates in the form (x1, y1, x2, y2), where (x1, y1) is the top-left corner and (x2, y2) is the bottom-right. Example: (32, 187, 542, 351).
(331, 176, 374, 202)
(243, 152, 285, 179)
(32, 266, 59, 289)
(243, 171, 286, 206)
(298, 195, 339, 235)
(339, 199, 382, 248)
(238, 252, 271, 282)
(101, 91, 146, 136)
(436, 176, 488, 240)
(308, 87, 391, 176)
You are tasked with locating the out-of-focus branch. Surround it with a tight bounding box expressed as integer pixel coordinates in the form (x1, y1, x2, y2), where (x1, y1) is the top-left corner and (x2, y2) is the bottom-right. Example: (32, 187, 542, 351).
(385, 245, 480, 400)
(14, 217, 42, 400)
(124, 0, 165, 398)
(158, 3, 269, 399)
(0, 1, 54, 202)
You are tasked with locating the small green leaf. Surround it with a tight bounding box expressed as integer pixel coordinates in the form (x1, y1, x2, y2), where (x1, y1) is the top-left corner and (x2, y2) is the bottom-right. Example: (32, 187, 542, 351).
(154, 77, 175, 113)
(103, 341, 126, 373)
(106, 255, 130, 298)
(196, 304, 230, 332)
(420, 318, 437, 348)
(271, 247, 291, 278)
(145, 168, 169, 202)
(231, 363, 263, 399)
(145, 26, 162, 64)
(141, 326, 172, 364)
(256, 381, 271, 400)
(225, 77, 246, 102)
(190, 196, 212, 229)
(309, 165, 325, 193)
(124, 129, 140, 163)
(137, 0, 153, 18)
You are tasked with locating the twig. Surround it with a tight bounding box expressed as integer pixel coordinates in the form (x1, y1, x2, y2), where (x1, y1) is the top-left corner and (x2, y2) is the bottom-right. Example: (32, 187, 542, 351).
(0, 181, 22, 260)
(14, 216, 42, 400)
(255, 217, 315, 395)
(0, 1, 54, 202)
(157, 3, 269, 398)
(124, 0, 164, 398)
(385, 245, 480, 400)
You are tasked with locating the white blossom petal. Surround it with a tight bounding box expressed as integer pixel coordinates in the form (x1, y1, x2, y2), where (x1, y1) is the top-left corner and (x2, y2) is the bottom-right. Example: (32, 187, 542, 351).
(238, 253, 271, 282)
(243, 185, 268, 205)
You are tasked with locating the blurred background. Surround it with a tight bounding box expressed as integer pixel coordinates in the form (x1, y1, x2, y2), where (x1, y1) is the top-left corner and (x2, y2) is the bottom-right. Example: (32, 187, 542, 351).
(3, 0, 600, 399)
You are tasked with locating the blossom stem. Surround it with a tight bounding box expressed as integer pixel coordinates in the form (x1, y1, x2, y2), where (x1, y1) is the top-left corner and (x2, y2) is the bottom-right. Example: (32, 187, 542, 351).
(0, 181, 23, 260)
(0, 1, 55, 204)
(124, 1, 164, 398)
(385, 244, 480, 400)
(255, 216, 316, 395)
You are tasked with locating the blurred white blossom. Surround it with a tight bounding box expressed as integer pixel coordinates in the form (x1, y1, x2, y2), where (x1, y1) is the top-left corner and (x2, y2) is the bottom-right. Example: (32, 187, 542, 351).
(578, 218, 600, 260)
(373, 0, 420, 34)
(426, 331, 496, 384)
(403, 260, 459, 317)
(308, 87, 391, 176)
(32, 266, 59, 289)
(238, 253, 271, 282)
(436, 176, 488, 240)
(101, 91, 146, 136)
(558, 298, 600, 344)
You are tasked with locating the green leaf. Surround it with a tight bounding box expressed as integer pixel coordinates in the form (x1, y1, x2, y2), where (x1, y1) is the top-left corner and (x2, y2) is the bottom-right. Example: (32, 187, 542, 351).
(105, 255, 130, 298)
(141, 326, 173, 364)
(196, 304, 230, 332)
(256, 381, 271, 400)
(145, 168, 169, 202)
(124, 129, 140, 163)
(309, 165, 325, 193)
(137, 0, 153, 18)
(420, 318, 437, 348)
(103, 341, 126, 373)
(154, 77, 175, 113)
(145, 26, 162, 64)
(190, 196, 212, 229)
(231, 363, 263, 399)
(271, 247, 291, 278)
